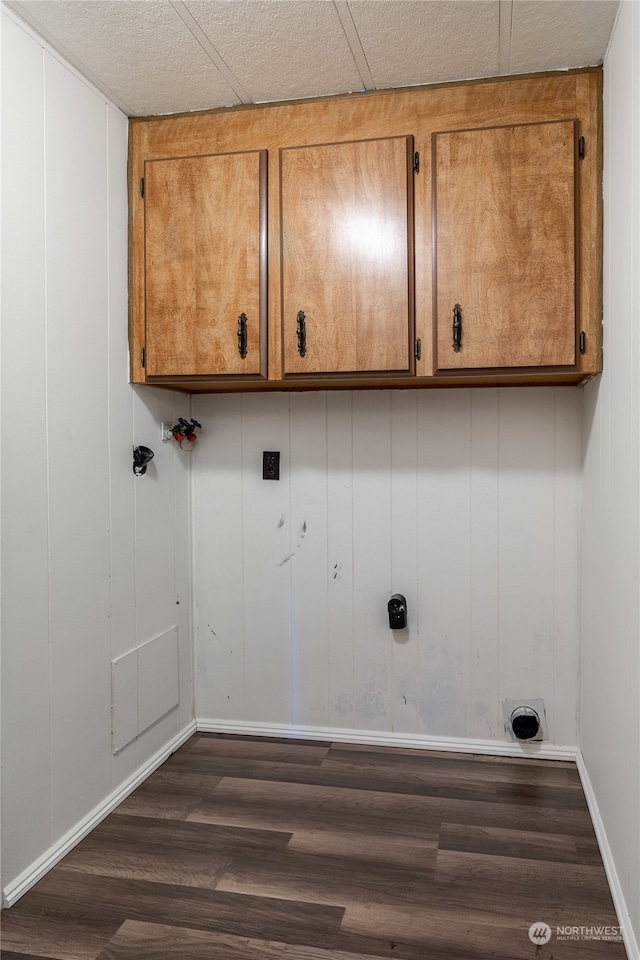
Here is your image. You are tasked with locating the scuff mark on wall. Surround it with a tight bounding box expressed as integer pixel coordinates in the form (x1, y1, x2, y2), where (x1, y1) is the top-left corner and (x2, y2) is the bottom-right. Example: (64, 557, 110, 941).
(278, 552, 295, 567)
(355, 678, 386, 720)
(332, 692, 354, 719)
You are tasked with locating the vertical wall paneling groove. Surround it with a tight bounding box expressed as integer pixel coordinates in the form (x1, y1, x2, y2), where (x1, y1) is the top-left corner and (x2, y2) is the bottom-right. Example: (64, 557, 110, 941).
(1, 10, 193, 899)
(290, 393, 329, 727)
(469, 390, 499, 739)
(497, 388, 555, 734)
(1, 13, 52, 879)
(326, 391, 355, 727)
(390, 390, 419, 732)
(174, 409, 194, 732)
(106, 102, 137, 787)
(194, 386, 581, 748)
(241, 392, 292, 723)
(44, 51, 112, 840)
(193, 395, 245, 721)
(352, 392, 393, 729)
(581, 2, 640, 951)
(417, 390, 472, 738)
(131, 387, 190, 764)
(552, 387, 581, 746)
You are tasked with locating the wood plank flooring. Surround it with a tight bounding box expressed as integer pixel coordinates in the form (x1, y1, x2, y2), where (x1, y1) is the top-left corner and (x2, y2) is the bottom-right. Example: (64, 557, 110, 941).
(1, 734, 627, 960)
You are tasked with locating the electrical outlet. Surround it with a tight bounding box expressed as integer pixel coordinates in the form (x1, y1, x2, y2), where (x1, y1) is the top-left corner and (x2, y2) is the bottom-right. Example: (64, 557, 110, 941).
(263, 451, 280, 480)
(161, 423, 173, 442)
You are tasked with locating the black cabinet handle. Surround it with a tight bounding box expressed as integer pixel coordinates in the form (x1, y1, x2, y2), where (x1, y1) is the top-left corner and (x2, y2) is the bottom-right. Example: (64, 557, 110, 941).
(237, 312, 248, 359)
(296, 310, 307, 357)
(452, 303, 462, 353)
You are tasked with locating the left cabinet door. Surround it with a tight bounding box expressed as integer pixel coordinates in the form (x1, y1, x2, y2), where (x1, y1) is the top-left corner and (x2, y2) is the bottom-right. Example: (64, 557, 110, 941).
(144, 150, 267, 378)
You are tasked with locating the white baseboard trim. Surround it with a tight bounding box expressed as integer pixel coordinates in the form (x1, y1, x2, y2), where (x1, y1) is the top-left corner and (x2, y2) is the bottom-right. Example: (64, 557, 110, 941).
(576, 750, 639, 960)
(2, 720, 197, 908)
(196, 717, 578, 761)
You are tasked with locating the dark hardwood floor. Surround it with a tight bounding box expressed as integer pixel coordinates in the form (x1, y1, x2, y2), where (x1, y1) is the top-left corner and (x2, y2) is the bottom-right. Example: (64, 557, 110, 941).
(1, 734, 627, 960)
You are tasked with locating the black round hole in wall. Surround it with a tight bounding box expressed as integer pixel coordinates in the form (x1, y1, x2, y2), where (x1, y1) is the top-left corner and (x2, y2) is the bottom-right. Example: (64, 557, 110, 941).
(510, 706, 541, 741)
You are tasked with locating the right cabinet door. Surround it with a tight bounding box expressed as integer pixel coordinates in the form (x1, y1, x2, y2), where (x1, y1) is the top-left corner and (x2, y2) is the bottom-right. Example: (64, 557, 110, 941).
(433, 120, 578, 371)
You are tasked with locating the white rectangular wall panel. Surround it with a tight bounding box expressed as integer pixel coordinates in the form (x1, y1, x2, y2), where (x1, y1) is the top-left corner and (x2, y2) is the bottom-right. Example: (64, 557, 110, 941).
(111, 650, 138, 753)
(138, 628, 180, 734)
(112, 629, 180, 752)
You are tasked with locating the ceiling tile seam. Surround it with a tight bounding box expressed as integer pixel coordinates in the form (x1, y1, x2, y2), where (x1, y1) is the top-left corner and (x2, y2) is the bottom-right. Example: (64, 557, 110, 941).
(169, 0, 252, 105)
(5, 0, 135, 116)
(333, 0, 376, 91)
(498, 0, 513, 76)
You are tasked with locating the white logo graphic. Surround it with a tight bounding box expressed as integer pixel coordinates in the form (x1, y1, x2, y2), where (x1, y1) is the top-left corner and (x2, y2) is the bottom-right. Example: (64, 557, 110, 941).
(529, 922, 552, 945)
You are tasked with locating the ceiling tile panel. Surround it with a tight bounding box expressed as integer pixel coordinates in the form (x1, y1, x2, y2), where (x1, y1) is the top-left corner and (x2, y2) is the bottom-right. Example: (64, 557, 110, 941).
(348, 0, 500, 89)
(13, 0, 242, 115)
(184, 0, 364, 103)
(9, 0, 619, 118)
(509, 0, 619, 75)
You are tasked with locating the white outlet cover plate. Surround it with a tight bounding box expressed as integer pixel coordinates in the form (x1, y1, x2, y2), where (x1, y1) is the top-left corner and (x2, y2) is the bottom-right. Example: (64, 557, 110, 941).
(503, 697, 548, 742)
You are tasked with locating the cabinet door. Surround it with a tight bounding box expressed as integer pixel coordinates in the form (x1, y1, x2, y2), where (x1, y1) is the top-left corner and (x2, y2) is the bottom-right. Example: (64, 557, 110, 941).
(281, 137, 414, 375)
(145, 150, 266, 378)
(433, 120, 577, 370)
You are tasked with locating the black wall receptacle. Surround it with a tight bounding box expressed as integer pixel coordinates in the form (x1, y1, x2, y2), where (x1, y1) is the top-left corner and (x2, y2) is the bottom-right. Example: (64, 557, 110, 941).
(263, 451, 280, 480)
(388, 594, 407, 629)
(133, 445, 154, 477)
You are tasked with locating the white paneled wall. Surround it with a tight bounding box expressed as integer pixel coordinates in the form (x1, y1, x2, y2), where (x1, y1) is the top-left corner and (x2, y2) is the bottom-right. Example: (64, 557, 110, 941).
(581, 1, 640, 951)
(0, 12, 193, 894)
(193, 387, 581, 747)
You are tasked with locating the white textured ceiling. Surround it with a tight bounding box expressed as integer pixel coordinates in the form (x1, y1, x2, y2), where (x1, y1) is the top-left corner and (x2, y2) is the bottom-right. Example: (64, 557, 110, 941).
(7, 0, 619, 117)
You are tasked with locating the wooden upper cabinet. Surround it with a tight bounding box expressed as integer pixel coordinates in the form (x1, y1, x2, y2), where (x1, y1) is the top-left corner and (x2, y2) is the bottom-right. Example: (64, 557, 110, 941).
(144, 149, 267, 378)
(280, 136, 415, 376)
(129, 71, 601, 390)
(433, 120, 578, 371)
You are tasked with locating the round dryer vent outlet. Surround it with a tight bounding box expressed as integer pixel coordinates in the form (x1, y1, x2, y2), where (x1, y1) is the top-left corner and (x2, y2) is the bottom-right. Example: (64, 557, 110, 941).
(510, 706, 541, 741)
(502, 698, 547, 742)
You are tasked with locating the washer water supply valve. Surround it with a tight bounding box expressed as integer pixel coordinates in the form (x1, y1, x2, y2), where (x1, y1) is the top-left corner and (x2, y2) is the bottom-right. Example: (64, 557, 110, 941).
(163, 418, 201, 450)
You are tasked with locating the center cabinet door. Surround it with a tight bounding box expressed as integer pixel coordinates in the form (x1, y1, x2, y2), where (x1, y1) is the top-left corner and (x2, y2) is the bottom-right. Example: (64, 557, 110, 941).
(280, 136, 415, 376)
(144, 150, 267, 378)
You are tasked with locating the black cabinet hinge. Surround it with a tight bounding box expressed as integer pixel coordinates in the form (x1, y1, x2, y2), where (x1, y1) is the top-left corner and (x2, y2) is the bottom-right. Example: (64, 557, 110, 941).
(579, 331, 586, 354)
(578, 137, 585, 161)
(414, 338, 422, 360)
(413, 152, 420, 174)
(140, 177, 145, 197)
(141, 347, 146, 368)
